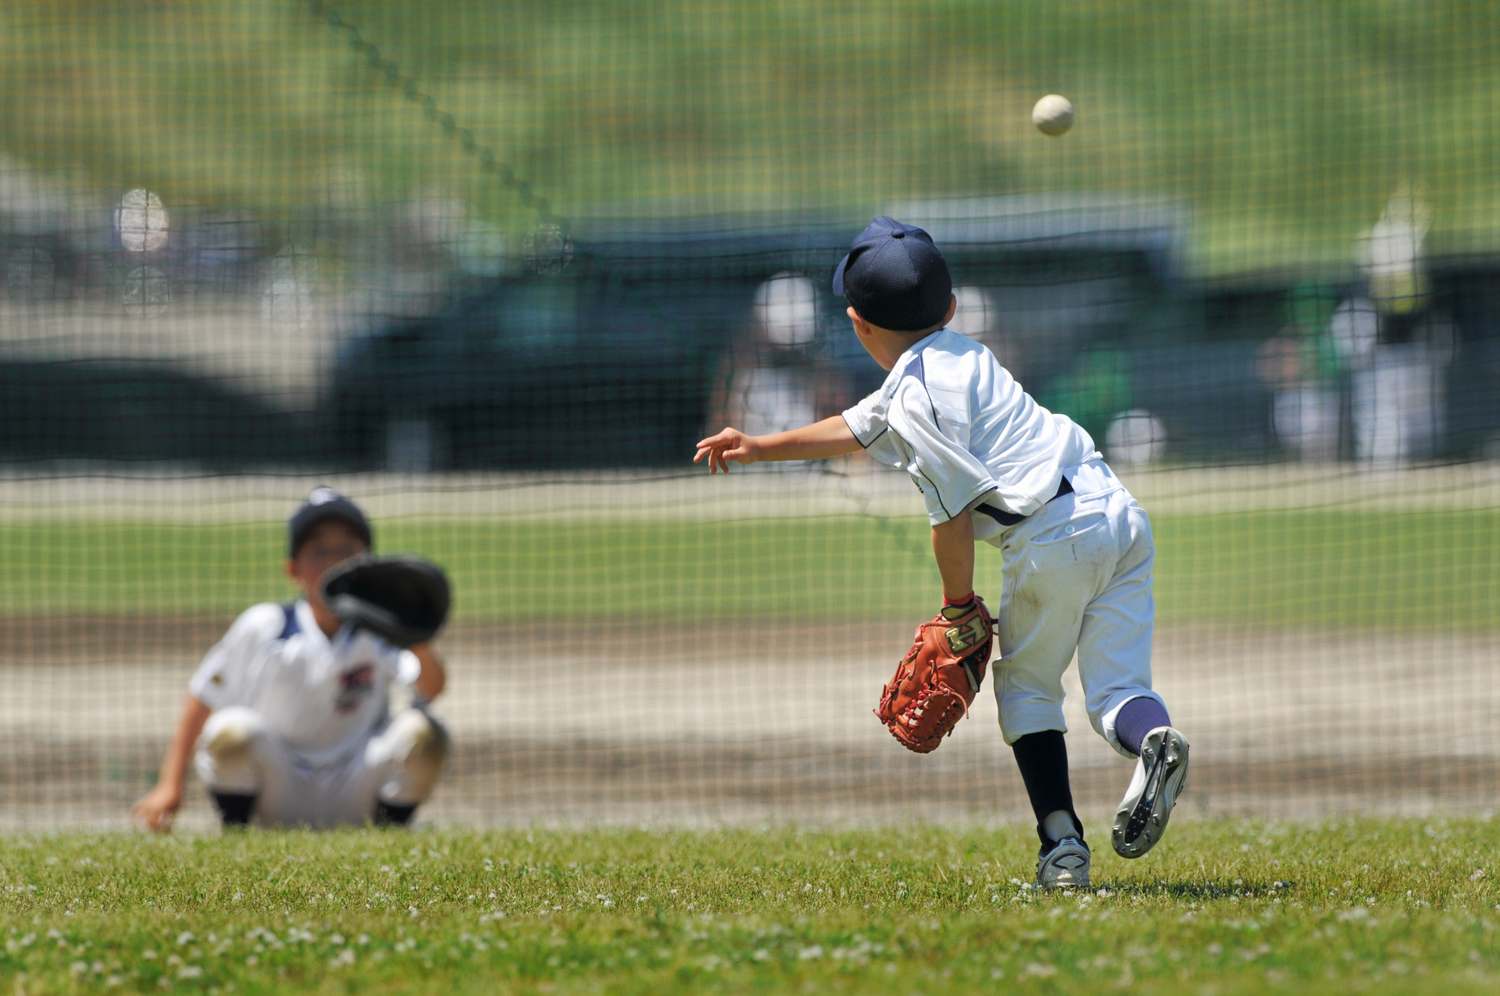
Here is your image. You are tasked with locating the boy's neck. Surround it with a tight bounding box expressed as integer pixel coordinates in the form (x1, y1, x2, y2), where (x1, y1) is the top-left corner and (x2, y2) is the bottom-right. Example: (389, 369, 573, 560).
(300, 597, 343, 638)
(868, 326, 940, 371)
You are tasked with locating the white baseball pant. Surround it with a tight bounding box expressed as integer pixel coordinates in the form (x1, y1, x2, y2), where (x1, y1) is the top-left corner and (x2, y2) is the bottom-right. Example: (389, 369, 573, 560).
(992, 457, 1165, 757)
(195, 706, 449, 828)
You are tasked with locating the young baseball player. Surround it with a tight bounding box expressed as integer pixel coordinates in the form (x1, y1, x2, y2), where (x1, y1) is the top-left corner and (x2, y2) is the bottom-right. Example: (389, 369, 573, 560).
(132, 487, 450, 831)
(695, 218, 1189, 887)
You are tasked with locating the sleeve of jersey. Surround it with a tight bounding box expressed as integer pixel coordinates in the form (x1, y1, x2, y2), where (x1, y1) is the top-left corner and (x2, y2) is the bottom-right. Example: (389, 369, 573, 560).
(840, 386, 891, 450)
(888, 386, 998, 526)
(187, 605, 275, 709)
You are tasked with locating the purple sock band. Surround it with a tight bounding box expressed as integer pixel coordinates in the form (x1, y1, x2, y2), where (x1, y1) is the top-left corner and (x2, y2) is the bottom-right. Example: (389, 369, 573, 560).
(1115, 697, 1171, 756)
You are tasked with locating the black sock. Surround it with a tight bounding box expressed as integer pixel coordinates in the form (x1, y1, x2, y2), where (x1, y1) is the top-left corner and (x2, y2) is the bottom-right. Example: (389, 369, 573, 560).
(1011, 731, 1082, 847)
(210, 791, 257, 827)
(373, 800, 418, 827)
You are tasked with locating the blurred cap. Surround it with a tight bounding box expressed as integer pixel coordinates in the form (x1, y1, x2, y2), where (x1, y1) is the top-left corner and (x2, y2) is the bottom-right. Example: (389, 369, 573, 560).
(831, 216, 953, 332)
(288, 486, 373, 557)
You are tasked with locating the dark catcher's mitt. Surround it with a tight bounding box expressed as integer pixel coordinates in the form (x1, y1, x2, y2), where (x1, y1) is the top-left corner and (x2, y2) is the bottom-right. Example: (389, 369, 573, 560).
(320, 555, 451, 648)
(876, 596, 994, 753)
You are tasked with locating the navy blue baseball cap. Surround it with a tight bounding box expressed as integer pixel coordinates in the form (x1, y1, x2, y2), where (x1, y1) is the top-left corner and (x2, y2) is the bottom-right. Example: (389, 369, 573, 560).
(288, 486, 373, 556)
(831, 216, 953, 332)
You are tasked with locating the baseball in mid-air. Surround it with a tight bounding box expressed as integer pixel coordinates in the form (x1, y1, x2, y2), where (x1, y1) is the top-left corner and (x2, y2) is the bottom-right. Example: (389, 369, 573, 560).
(1032, 94, 1075, 136)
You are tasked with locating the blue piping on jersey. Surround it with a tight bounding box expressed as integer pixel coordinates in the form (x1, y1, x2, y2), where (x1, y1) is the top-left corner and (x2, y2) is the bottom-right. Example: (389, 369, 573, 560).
(881, 421, 953, 522)
(278, 601, 300, 640)
(899, 350, 943, 430)
(841, 412, 887, 450)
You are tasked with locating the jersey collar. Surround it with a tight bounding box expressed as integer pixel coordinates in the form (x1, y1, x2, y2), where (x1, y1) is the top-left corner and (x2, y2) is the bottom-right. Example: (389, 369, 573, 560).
(294, 599, 330, 649)
(894, 327, 948, 374)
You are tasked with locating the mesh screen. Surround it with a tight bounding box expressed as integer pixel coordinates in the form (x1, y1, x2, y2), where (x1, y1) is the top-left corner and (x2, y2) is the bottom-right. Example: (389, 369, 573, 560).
(1, 1, 1496, 830)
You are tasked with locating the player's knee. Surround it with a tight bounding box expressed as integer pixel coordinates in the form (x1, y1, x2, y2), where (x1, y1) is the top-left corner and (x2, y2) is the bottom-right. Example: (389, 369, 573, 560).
(203, 707, 267, 764)
(391, 709, 450, 785)
(997, 694, 1067, 746)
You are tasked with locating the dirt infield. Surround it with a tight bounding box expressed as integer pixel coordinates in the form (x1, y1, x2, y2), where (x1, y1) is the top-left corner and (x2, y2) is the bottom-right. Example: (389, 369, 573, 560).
(3, 618, 1496, 830)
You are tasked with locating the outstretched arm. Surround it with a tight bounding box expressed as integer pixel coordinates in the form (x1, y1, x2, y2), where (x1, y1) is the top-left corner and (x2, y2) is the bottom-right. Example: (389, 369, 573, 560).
(132, 694, 212, 833)
(694, 416, 861, 474)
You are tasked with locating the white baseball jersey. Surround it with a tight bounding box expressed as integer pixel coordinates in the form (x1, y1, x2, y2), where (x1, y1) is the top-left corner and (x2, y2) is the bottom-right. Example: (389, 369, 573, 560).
(842, 327, 1166, 755)
(841, 328, 1098, 536)
(189, 600, 420, 768)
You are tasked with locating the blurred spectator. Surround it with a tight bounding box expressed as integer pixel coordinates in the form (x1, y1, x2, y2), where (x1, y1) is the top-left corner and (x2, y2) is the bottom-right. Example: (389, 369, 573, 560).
(1039, 346, 1134, 453)
(705, 273, 825, 469)
(1257, 283, 1342, 462)
(1333, 190, 1455, 466)
(951, 284, 997, 344)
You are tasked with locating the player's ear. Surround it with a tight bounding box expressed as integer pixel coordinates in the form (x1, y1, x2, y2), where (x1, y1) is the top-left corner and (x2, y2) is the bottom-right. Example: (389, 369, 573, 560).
(284, 559, 298, 582)
(943, 293, 957, 326)
(847, 305, 868, 336)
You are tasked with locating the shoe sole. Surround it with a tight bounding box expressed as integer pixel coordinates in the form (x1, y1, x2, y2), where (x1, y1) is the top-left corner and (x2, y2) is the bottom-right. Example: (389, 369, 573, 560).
(1038, 868, 1090, 890)
(1111, 727, 1189, 859)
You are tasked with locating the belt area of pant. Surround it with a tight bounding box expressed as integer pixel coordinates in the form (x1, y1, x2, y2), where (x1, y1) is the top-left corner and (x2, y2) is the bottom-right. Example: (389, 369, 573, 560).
(977, 476, 1073, 528)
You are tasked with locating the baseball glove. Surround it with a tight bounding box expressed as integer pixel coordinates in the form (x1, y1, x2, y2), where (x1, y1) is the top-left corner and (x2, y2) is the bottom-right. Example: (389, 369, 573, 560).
(876, 596, 994, 753)
(320, 554, 451, 648)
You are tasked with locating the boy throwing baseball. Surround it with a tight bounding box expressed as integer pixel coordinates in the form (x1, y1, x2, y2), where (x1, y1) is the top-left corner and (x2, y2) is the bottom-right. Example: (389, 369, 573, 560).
(133, 487, 450, 831)
(694, 217, 1189, 887)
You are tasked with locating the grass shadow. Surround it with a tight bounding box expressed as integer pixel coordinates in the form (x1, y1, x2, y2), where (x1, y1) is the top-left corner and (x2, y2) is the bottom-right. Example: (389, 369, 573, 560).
(1100, 880, 1293, 900)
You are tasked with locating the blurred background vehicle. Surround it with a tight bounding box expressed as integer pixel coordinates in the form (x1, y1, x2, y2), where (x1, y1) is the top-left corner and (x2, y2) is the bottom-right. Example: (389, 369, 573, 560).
(0, 356, 314, 469)
(321, 201, 1230, 472)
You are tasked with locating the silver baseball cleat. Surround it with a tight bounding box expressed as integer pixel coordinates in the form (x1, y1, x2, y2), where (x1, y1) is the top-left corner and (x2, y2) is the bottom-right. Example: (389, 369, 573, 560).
(1112, 726, 1190, 859)
(1036, 835, 1091, 889)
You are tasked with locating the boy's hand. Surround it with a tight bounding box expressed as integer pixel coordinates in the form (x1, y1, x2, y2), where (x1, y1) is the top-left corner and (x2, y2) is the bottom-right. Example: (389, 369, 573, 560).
(132, 783, 183, 833)
(694, 427, 761, 474)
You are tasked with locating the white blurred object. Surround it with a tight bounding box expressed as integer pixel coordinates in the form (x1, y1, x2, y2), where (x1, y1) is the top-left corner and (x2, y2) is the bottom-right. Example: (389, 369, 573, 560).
(1333, 296, 1445, 467)
(1360, 188, 1430, 316)
(1351, 343, 1444, 467)
(950, 285, 997, 340)
(115, 188, 169, 253)
(1329, 296, 1379, 366)
(1032, 94, 1075, 136)
(753, 273, 818, 348)
(1104, 408, 1167, 466)
(1271, 386, 1340, 463)
(1342, 190, 1449, 466)
(260, 246, 318, 329)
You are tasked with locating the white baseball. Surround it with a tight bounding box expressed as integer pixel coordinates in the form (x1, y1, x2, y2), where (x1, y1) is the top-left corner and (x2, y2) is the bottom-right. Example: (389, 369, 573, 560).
(1032, 94, 1075, 137)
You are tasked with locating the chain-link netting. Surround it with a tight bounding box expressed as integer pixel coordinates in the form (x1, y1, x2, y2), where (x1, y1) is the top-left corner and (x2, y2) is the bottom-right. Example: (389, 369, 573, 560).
(1, 1, 1496, 830)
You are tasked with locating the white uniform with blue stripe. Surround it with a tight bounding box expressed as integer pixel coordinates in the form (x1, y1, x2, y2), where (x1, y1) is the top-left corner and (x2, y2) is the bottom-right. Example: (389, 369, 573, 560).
(841, 328, 1165, 755)
(189, 600, 440, 827)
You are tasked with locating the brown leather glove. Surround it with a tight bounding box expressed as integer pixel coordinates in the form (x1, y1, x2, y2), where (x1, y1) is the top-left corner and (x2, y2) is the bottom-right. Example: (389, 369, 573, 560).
(875, 596, 994, 753)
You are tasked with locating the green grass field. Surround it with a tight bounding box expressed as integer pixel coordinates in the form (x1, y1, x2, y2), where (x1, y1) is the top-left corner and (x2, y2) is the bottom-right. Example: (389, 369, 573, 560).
(2, 822, 1497, 994)
(3, 1, 1498, 272)
(2, 509, 1496, 630)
